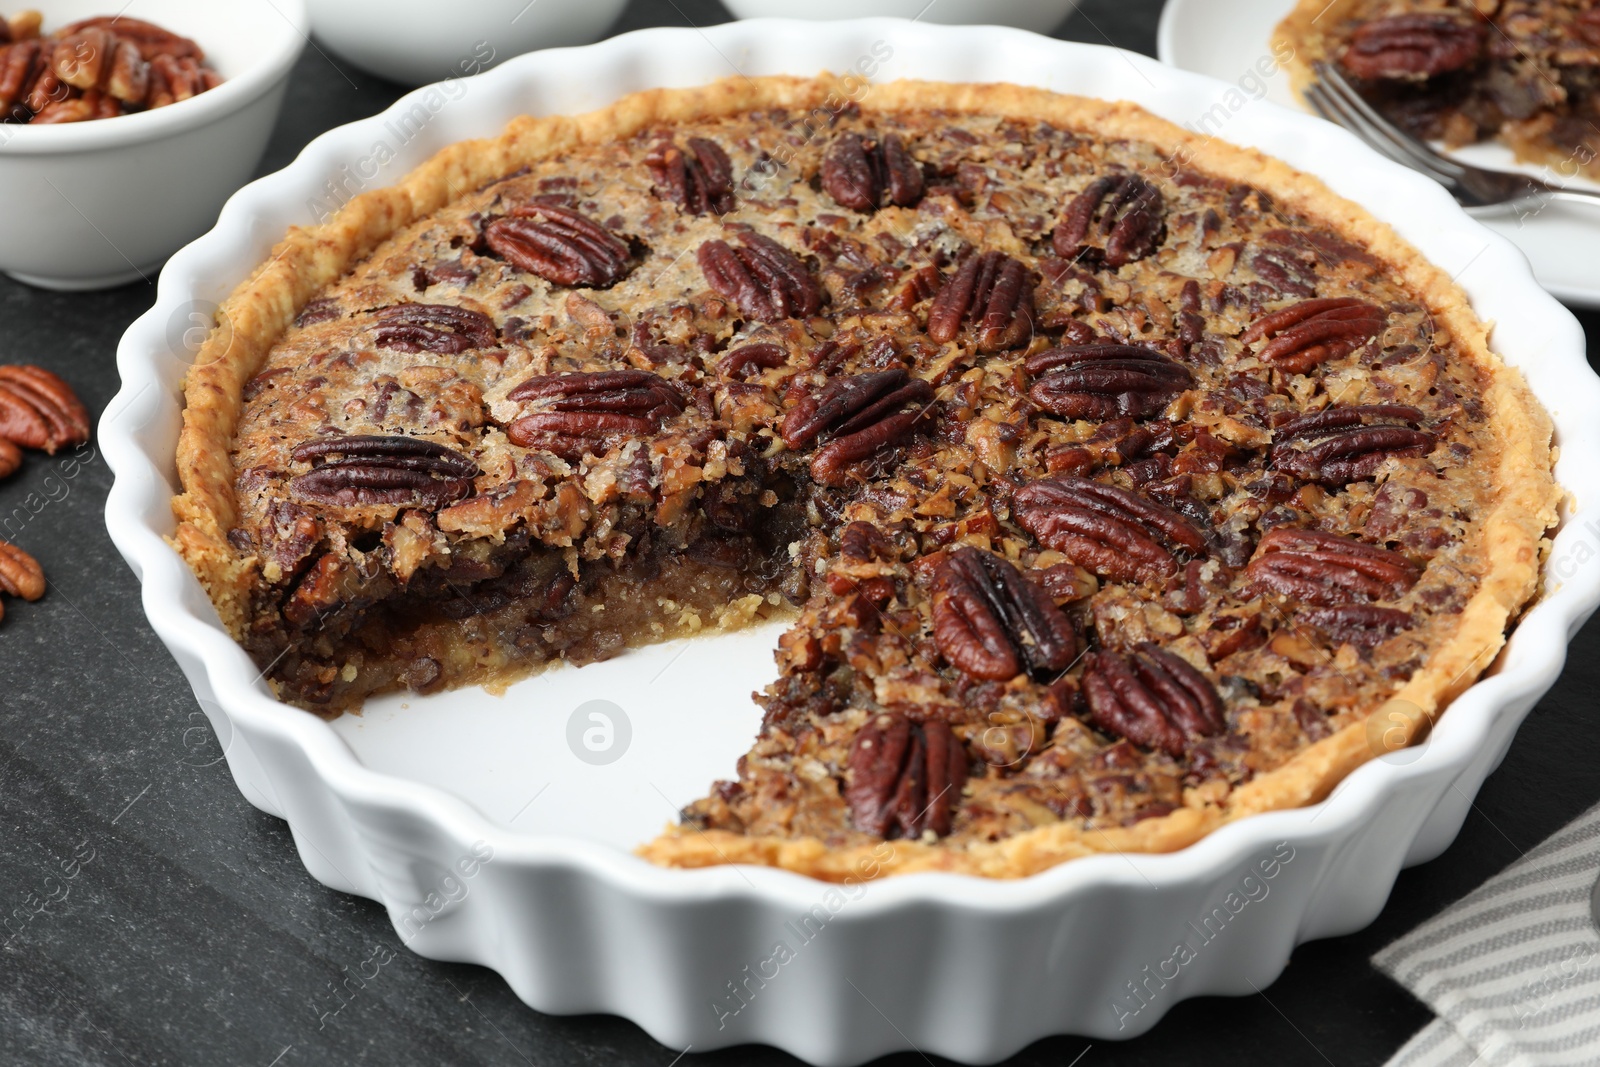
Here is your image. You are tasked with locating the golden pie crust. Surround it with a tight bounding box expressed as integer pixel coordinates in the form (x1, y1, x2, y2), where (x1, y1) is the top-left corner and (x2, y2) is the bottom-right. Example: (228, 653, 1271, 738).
(172, 76, 1557, 881)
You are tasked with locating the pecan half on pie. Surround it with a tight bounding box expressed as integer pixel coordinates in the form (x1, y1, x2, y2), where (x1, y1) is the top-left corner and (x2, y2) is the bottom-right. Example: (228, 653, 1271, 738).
(1277, 0, 1600, 178)
(173, 77, 1557, 880)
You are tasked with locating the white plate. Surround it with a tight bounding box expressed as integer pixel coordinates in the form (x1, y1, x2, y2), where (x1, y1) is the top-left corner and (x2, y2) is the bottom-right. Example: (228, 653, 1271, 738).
(1157, 0, 1600, 309)
(103, 18, 1600, 1066)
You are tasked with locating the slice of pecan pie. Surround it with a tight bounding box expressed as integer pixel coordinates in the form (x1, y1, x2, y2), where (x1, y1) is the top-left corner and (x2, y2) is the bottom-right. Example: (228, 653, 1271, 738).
(1277, 0, 1600, 178)
(173, 77, 1557, 880)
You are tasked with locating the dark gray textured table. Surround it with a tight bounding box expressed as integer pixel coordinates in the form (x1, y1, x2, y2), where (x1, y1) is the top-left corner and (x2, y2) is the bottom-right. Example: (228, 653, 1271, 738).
(3, 2, 1597, 1064)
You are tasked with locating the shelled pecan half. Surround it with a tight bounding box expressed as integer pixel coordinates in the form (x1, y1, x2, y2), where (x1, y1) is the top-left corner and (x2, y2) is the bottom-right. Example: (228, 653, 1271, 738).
(781, 368, 934, 486)
(0, 40, 40, 116)
(54, 16, 204, 61)
(482, 203, 634, 288)
(845, 713, 967, 838)
(820, 131, 924, 213)
(1082, 644, 1224, 756)
(0, 11, 41, 45)
(372, 303, 498, 354)
(0, 439, 20, 479)
(645, 136, 735, 216)
(288, 435, 480, 509)
(932, 546, 1079, 681)
(51, 27, 147, 102)
(503, 370, 685, 457)
(718, 341, 787, 380)
(1341, 14, 1484, 81)
(925, 251, 1034, 352)
(697, 233, 823, 322)
(839, 519, 895, 564)
(1239, 298, 1386, 374)
(1026, 344, 1193, 420)
(1270, 404, 1434, 484)
(0, 540, 45, 601)
(0, 365, 91, 453)
(1013, 475, 1208, 584)
(1244, 528, 1420, 607)
(145, 52, 220, 108)
(1053, 172, 1167, 269)
(1299, 604, 1413, 648)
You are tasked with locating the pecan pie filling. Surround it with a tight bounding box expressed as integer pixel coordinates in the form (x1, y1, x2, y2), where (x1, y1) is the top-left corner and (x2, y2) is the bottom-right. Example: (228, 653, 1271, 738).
(176, 78, 1555, 879)
(1277, 0, 1600, 177)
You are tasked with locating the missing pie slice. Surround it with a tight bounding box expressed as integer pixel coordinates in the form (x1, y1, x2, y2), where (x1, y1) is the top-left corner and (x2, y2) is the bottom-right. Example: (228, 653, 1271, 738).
(172, 76, 1558, 880)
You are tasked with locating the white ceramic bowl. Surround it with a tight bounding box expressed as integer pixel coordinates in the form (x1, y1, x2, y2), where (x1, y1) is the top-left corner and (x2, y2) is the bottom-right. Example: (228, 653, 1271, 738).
(0, 0, 306, 291)
(722, 0, 1081, 34)
(102, 19, 1600, 1066)
(304, 0, 629, 86)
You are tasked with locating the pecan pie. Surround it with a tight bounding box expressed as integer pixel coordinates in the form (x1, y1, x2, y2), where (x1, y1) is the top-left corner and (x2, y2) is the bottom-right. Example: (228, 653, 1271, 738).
(1277, 0, 1600, 178)
(173, 77, 1557, 880)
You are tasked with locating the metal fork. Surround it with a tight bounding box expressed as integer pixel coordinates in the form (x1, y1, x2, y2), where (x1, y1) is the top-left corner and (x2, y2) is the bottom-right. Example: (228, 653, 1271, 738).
(1306, 61, 1600, 214)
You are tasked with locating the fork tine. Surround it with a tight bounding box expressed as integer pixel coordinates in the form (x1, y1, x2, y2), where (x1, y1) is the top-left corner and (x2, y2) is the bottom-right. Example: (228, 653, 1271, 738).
(1304, 82, 1449, 180)
(1315, 62, 1467, 179)
(1304, 84, 1414, 170)
(1310, 79, 1459, 184)
(1306, 78, 1462, 186)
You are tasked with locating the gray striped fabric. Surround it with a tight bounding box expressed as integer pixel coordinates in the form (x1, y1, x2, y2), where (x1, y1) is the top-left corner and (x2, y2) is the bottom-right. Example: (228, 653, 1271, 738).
(1375, 802, 1600, 1067)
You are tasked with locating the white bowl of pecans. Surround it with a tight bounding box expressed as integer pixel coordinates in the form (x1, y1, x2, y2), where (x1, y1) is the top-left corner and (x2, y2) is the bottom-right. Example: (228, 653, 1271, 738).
(0, 0, 306, 290)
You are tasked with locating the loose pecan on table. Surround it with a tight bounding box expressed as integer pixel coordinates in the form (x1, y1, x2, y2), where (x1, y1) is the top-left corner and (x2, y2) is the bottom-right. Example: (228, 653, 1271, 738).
(1053, 172, 1166, 269)
(698, 233, 823, 323)
(780, 368, 934, 486)
(1026, 344, 1193, 421)
(819, 131, 924, 213)
(503, 369, 684, 458)
(1013, 475, 1208, 584)
(482, 203, 634, 288)
(372, 303, 498, 354)
(1270, 404, 1434, 484)
(1244, 528, 1420, 607)
(1082, 644, 1224, 757)
(645, 136, 735, 216)
(1340, 14, 1484, 81)
(845, 713, 967, 838)
(925, 251, 1033, 352)
(1239, 297, 1386, 374)
(288, 435, 479, 509)
(0, 439, 21, 479)
(0, 539, 46, 622)
(0, 365, 90, 453)
(932, 546, 1078, 681)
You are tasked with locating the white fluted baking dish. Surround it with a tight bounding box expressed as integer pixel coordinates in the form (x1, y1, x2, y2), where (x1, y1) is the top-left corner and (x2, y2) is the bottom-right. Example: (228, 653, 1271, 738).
(101, 18, 1600, 1065)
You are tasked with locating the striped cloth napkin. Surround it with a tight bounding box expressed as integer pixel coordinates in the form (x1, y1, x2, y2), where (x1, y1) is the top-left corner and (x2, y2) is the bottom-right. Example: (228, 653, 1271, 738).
(1374, 802, 1600, 1067)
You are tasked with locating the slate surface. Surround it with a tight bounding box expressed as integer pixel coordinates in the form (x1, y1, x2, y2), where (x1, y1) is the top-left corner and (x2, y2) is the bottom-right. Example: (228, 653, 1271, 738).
(2, 1, 1596, 1064)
